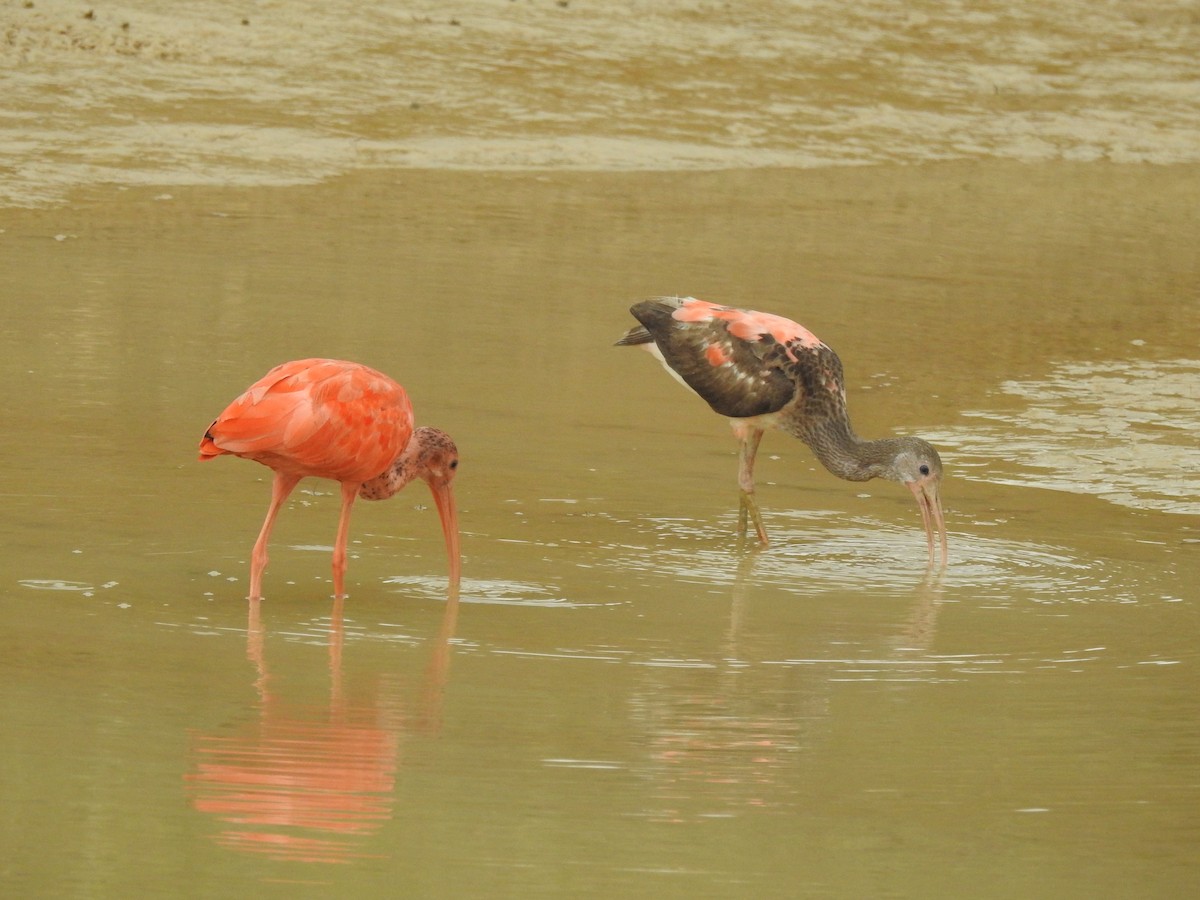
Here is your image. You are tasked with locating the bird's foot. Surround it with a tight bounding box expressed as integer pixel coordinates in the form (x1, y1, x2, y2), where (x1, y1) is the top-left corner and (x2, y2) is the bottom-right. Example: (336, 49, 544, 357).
(737, 490, 770, 547)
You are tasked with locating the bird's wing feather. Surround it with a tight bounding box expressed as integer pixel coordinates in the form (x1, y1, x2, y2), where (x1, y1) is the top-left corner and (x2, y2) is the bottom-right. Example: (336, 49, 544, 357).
(202, 359, 414, 481)
(626, 297, 844, 420)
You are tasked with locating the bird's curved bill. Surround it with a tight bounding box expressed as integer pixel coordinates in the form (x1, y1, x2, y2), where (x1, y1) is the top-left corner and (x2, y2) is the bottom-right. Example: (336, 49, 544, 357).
(428, 482, 461, 588)
(908, 478, 948, 567)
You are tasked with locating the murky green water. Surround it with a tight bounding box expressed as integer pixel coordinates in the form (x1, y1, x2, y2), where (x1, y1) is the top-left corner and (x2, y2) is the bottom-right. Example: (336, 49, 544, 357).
(3, 164, 1198, 897)
(3, 0, 1200, 896)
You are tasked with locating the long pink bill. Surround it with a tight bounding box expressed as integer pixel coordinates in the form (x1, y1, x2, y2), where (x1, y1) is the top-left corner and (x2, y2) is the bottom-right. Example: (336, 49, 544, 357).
(908, 479, 948, 568)
(428, 481, 461, 588)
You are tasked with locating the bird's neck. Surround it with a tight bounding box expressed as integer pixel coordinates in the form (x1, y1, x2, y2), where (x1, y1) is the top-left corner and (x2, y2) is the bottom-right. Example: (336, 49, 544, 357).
(358, 440, 423, 501)
(787, 416, 906, 483)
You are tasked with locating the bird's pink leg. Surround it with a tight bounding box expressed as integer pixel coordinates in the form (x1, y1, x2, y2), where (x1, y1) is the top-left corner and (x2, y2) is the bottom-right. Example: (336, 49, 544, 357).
(331, 481, 359, 599)
(734, 424, 769, 546)
(250, 472, 301, 601)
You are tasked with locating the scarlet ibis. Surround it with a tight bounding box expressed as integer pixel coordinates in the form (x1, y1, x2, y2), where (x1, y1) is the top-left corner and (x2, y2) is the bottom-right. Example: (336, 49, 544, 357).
(617, 297, 947, 563)
(199, 358, 461, 600)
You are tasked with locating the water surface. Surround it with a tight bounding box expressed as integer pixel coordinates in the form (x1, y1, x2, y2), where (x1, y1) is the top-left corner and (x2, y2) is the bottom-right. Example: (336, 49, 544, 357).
(2, 1, 1199, 896)
(3, 0, 1199, 204)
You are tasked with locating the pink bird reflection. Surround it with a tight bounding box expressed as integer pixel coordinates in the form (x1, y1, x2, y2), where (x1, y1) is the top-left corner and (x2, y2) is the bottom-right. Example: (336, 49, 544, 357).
(186, 593, 459, 864)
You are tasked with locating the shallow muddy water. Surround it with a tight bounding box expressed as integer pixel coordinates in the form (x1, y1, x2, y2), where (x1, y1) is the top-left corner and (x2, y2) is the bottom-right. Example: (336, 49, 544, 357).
(3, 163, 1198, 897)
(4, 0, 1200, 205)
(3, 0, 1200, 896)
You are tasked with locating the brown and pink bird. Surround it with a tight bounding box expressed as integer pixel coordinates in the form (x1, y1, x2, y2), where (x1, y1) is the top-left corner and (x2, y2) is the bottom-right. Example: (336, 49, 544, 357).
(199, 359, 461, 600)
(617, 297, 947, 563)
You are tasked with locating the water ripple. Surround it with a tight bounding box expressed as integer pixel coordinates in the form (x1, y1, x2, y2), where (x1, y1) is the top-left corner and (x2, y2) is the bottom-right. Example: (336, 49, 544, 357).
(937, 358, 1200, 515)
(18, 578, 94, 591)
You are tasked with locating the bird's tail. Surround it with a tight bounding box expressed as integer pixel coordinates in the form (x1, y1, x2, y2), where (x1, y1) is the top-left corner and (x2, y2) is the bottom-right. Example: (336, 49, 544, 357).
(197, 425, 225, 462)
(614, 325, 653, 347)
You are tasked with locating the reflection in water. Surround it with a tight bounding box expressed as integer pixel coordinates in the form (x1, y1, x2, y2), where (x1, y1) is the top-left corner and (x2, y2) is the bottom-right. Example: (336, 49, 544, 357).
(185, 592, 459, 864)
(628, 554, 794, 822)
(629, 685, 806, 823)
(889, 571, 946, 656)
(628, 558, 951, 823)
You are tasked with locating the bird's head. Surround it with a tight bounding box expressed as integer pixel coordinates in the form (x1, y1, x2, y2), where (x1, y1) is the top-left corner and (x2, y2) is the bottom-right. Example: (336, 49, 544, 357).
(412, 427, 461, 588)
(412, 427, 459, 490)
(887, 437, 947, 567)
(888, 436, 943, 484)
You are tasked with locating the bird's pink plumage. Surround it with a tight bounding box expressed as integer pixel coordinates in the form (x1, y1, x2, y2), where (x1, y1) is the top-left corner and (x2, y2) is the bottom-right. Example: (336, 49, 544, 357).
(200, 358, 413, 482)
(671, 298, 823, 351)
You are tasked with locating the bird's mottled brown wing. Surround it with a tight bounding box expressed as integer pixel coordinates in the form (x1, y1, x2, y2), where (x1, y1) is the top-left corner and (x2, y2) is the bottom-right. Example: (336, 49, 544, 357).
(622, 297, 845, 420)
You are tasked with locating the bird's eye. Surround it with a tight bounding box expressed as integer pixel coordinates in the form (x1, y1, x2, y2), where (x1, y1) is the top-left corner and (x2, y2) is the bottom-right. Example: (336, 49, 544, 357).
(919, 464, 930, 476)
(449, 460, 459, 469)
